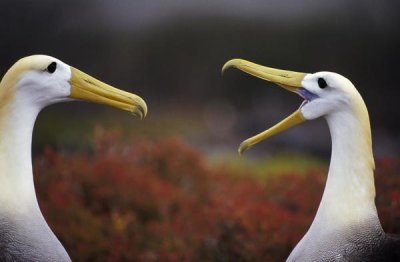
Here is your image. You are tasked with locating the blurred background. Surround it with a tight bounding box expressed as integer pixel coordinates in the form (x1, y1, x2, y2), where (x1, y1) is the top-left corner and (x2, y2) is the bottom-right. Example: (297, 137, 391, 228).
(1, 0, 399, 156)
(1, 0, 400, 261)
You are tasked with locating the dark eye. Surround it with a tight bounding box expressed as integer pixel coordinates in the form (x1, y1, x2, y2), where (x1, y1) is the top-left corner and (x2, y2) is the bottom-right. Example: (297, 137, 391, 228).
(47, 62, 57, 73)
(318, 77, 327, 89)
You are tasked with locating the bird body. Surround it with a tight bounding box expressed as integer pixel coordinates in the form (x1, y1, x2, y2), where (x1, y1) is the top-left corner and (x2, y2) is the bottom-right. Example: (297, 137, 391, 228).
(0, 55, 147, 261)
(223, 59, 400, 261)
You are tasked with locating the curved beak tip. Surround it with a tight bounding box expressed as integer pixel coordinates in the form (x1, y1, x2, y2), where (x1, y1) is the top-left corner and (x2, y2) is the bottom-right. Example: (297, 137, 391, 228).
(132, 99, 148, 120)
(221, 58, 241, 76)
(132, 107, 144, 120)
(238, 141, 252, 155)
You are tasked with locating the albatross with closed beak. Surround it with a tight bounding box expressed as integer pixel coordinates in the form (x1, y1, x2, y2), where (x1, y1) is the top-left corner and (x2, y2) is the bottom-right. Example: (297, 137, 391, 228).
(0, 55, 147, 261)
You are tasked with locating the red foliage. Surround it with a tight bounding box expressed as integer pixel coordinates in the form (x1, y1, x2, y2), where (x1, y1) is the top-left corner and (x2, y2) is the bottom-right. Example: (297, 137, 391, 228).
(33, 132, 400, 261)
(375, 158, 400, 234)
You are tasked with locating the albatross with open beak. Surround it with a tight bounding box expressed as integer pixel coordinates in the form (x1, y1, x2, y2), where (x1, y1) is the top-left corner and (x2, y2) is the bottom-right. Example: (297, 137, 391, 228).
(0, 55, 147, 261)
(223, 59, 400, 261)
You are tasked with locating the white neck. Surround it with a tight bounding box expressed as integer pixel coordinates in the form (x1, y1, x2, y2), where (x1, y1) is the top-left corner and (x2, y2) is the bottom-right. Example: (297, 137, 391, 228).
(0, 98, 41, 214)
(288, 101, 385, 261)
(0, 95, 70, 261)
(315, 108, 379, 227)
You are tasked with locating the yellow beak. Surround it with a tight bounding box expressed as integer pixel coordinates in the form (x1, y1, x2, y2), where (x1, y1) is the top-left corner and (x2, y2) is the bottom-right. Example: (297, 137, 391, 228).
(222, 59, 308, 154)
(69, 67, 147, 119)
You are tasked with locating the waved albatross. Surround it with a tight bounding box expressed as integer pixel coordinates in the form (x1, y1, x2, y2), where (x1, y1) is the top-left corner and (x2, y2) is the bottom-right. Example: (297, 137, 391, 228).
(223, 58, 400, 261)
(0, 55, 147, 261)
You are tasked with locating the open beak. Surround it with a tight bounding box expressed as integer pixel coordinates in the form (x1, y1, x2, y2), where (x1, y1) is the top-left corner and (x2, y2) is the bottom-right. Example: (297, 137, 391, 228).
(222, 59, 308, 154)
(69, 67, 147, 119)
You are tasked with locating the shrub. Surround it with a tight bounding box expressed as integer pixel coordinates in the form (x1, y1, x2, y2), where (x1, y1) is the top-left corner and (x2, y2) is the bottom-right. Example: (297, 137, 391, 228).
(34, 131, 400, 261)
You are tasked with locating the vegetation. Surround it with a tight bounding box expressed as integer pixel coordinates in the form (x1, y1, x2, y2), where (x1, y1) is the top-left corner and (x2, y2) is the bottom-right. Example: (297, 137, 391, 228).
(34, 131, 400, 261)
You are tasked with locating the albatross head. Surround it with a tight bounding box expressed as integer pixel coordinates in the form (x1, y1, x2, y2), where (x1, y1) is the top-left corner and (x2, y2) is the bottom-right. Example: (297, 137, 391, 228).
(0, 55, 147, 118)
(222, 58, 367, 154)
